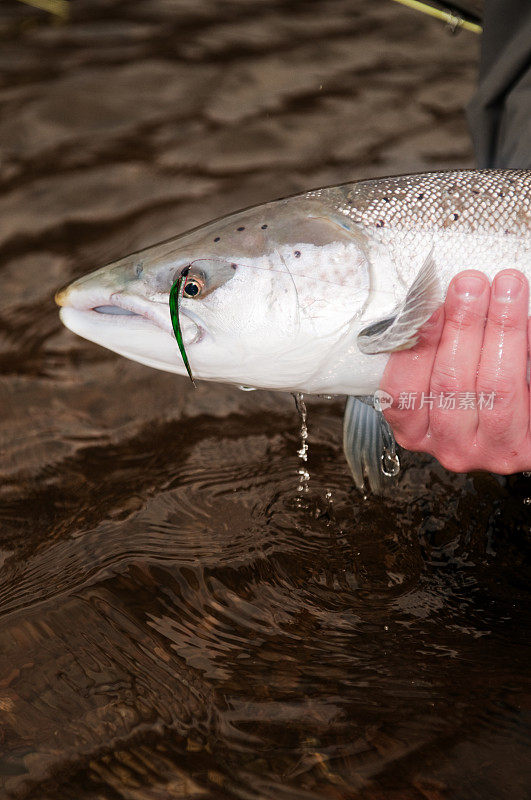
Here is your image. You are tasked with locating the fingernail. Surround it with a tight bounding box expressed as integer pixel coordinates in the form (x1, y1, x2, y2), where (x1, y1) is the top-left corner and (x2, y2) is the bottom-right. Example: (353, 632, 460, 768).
(454, 275, 485, 299)
(494, 273, 523, 301)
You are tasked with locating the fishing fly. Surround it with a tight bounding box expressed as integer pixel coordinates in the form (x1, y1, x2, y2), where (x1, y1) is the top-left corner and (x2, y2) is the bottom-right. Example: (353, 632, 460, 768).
(169, 267, 197, 388)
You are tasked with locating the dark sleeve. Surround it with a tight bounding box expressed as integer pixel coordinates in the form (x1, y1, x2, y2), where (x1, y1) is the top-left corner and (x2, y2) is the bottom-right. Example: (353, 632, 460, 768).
(466, 0, 531, 168)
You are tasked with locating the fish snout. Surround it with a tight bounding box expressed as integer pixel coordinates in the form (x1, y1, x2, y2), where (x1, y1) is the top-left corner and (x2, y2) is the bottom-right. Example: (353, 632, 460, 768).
(55, 276, 111, 311)
(54, 262, 132, 311)
(55, 282, 72, 307)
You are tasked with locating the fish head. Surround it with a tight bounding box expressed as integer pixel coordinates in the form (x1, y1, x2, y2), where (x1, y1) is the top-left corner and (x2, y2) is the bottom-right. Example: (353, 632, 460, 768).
(56, 198, 371, 392)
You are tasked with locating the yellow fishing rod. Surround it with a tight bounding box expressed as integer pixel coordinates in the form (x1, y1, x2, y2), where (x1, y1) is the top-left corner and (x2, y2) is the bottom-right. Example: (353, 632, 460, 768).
(15, 0, 69, 20)
(390, 0, 482, 34)
(16, 0, 481, 34)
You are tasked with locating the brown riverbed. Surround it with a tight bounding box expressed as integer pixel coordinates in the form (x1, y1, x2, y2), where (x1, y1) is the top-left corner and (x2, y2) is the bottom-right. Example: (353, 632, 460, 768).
(0, 1, 530, 798)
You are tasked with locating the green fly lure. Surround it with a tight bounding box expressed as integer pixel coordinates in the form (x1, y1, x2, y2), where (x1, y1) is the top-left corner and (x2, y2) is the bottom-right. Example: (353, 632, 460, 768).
(169, 269, 196, 387)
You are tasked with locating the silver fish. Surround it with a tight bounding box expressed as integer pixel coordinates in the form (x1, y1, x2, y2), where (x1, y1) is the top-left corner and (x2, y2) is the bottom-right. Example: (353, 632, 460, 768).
(56, 169, 531, 492)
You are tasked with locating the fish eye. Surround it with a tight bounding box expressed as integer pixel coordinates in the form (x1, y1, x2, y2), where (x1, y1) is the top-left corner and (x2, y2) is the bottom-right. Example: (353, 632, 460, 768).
(173, 260, 233, 300)
(182, 276, 204, 298)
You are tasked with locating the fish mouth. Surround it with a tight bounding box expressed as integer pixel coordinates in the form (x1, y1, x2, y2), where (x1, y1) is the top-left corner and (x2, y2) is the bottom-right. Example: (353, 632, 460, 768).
(56, 288, 203, 342)
(56, 287, 204, 372)
(92, 305, 140, 316)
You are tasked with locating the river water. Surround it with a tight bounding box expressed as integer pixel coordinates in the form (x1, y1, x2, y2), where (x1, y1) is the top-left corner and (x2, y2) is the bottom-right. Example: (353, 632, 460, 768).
(0, 1, 529, 798)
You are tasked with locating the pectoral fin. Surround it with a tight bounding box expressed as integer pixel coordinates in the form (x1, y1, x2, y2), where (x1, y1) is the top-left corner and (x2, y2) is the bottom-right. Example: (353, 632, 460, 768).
(343, 396, 400, 495)
(357, 252, 441, 354)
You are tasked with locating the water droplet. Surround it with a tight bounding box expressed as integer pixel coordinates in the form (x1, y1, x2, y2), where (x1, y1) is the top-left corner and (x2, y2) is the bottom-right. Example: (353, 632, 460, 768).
(293, 393, 310, 499)
(381, 450, 400, 477)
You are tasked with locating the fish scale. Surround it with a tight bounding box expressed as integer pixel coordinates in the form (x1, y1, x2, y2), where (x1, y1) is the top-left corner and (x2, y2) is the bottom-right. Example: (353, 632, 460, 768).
(321, 170, 531, 306)
(336, 170, 530, 233)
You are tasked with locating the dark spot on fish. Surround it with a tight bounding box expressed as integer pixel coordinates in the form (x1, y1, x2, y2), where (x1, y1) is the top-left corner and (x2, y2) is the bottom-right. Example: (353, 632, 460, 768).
(508, 178, 514, 184)
(452, 213, 459, 220)
(472, 188, 480, 194)
(214, 236, 220, 242)
(504, 229, 511, 235)
(294, 250, 301, 258)
(498, 192, 505, 197)
(231, 263, 237, 269)
(417, 193, 424, 200)
(383, 196, 390, 203)
(375, 220, 384, 228)
(261, 224, 268, 229)
(135, 262, 144, 278)
(237, 226, 245, 231)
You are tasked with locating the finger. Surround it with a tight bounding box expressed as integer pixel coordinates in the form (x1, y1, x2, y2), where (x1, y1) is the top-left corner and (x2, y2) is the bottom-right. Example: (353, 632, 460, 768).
(426, 271, 490, 465)
(476, 270, 529, 466)
(381, 306, 444, 448)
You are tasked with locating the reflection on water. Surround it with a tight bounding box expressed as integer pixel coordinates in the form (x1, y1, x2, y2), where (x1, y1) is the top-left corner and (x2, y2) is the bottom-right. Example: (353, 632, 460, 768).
(0, 1, 529, 798)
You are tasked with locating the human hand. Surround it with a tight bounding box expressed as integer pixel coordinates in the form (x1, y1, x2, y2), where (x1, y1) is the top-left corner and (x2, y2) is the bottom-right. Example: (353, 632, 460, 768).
(380, 269, 531, 474)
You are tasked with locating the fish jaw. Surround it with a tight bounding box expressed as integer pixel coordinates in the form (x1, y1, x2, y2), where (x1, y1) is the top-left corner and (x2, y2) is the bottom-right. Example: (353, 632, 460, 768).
(58, 307, 195, 375)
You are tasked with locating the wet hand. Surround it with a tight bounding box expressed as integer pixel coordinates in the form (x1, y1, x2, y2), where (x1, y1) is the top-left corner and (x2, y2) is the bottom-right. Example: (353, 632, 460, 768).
(380, 269, 531, 473)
